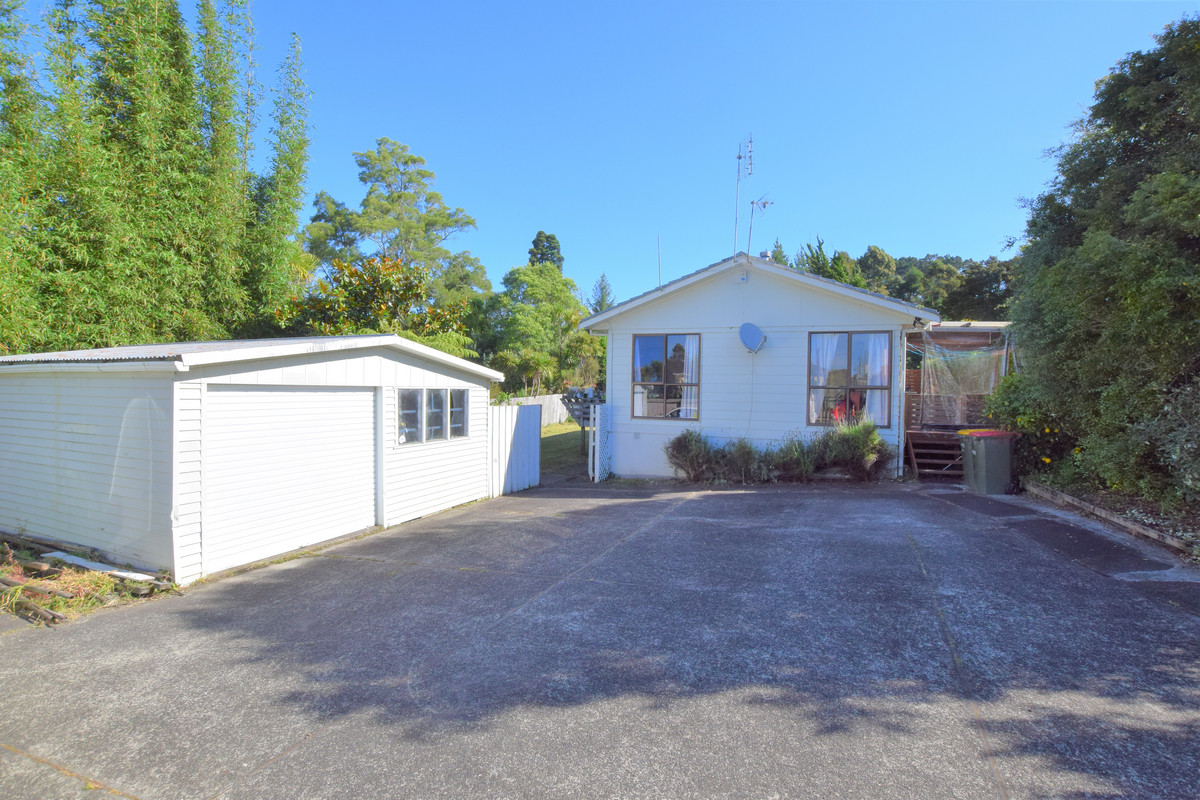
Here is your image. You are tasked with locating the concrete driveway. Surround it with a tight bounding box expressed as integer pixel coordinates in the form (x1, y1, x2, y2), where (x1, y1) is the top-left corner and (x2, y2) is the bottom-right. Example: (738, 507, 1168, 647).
(2, 482, 1199, 799)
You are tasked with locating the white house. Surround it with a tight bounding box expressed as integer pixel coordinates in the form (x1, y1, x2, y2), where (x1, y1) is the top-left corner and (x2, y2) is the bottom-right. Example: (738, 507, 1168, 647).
(579, 253, 941, 478)
(0, 335, 509, 584)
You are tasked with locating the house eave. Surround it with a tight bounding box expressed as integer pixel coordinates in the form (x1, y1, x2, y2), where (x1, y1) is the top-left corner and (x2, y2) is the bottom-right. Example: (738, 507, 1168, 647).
(579, 252, 941, 331)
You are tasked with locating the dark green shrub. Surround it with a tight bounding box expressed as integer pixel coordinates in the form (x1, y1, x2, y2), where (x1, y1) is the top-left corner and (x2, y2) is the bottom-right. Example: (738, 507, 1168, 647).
(665, 424, 895, 484)
(715, 438, 753, 482)
(984, 373, 1073, 478)
(773, 437, 815, 482)
(832, 418, 894, 481)
(663, 429, 712, 482)
(808, 428, 844, 471)
(1140, 376, 1200, 505)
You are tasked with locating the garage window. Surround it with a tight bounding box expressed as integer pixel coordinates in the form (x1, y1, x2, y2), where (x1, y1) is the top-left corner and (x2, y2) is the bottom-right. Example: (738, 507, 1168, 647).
(398, 389, 422, 444)
(426, 389, 447, 440)
(399, 388, 470, 444)
(450, 389, 468, 438)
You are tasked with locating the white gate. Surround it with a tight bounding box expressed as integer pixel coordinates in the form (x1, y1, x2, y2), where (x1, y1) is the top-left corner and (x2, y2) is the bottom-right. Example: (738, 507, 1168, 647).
(588, 403, 611, 482)
(489, 404, 541, 496)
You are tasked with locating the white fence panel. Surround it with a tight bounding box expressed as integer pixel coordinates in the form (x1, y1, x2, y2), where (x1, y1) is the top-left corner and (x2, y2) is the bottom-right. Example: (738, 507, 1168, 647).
(588, 403, 611, 482)
(489, 404, 541, 496)
(503, 394, 569, 427)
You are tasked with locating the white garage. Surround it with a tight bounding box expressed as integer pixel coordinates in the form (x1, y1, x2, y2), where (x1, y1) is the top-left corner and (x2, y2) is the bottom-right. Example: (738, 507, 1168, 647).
(0, 336, 508, 584)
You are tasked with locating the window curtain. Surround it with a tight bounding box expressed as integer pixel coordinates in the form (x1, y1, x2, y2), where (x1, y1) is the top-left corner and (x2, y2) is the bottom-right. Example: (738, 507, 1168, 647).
(860, 333, 889, 385)
(863, 389, 889, 425)
(809, 334, 842, 423)
(682, 335, 700, 383)
(810, 334, 841, 385)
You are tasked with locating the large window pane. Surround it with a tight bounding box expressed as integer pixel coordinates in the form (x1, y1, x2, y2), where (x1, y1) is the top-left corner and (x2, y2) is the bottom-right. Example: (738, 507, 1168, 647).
(809, 333, 848, 387)
(808, 388, 845, 425)
(426, 389, 446, 440)
(633, 336, 665, 382)
(862, 389, 889, 426)
(398, 389, 421, 444)
(668, 385, 699, 420)
(449, 389, 467, 438)
(633, 384, 664, 417)
(665, 334, 699, 384)
(850, 333, 890, 386)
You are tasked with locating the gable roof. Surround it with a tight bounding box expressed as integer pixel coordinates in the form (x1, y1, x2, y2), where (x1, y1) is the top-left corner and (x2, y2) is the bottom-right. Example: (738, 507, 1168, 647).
(579, 252, 941, 330)
(0, 334, 504, 382)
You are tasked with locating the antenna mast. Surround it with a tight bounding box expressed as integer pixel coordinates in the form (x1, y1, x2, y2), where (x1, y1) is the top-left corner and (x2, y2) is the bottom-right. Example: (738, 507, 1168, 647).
(734, 135, 752, 255)
(747, 195, 773, 255)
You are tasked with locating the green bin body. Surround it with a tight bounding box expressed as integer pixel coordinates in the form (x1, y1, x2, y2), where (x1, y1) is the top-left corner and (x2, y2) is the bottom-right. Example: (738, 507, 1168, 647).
(958, 429, 1018, 495)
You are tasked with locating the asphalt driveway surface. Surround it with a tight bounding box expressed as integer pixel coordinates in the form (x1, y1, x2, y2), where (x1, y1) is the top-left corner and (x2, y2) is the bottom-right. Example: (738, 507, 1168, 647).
(2, 482, 1199, 799)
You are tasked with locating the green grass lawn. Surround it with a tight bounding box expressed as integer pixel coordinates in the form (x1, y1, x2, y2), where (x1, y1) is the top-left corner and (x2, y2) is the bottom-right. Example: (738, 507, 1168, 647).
(542, 420, 587, 474)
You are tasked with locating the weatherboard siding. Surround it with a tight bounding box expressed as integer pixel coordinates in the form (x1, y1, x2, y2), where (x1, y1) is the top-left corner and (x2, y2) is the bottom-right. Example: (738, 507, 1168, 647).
(171, 381, 204, 583)
(0, 343, 499, 585)
(600, 266, 909, 478)
(383, 385, 490, 526)
(187, 349, 494, 555)
(0, 372, 174, 570)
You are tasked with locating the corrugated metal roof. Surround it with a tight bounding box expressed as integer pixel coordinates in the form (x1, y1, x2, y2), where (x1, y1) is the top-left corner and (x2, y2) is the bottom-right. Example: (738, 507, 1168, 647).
(0, 335, 396, 364)
(0, 334, 505, 382)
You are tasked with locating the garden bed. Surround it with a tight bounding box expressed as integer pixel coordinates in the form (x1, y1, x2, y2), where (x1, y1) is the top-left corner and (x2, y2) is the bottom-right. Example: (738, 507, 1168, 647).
(1023, 479, 1200, 559)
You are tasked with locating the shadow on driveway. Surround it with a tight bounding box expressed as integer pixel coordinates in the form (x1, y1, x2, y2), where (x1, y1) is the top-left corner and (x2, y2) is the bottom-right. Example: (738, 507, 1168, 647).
(2, 483, 1198, 799)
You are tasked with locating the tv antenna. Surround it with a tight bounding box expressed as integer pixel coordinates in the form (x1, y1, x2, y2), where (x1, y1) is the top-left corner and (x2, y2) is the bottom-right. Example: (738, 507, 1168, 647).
(747, 195, 773, 255)
(733, 135, 752, 254)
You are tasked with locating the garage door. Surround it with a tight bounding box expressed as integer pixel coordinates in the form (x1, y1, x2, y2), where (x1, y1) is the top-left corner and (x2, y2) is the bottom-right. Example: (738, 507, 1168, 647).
(202, 386, 376, 575)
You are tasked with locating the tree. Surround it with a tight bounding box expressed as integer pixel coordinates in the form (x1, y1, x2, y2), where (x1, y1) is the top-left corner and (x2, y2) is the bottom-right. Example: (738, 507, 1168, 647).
(283, 256, 474, 357)
(304, 138, 476, 271)
(299, 139, 487, 357)
(1009, 17, 1200, 499)
(0, 0, 310, 354)
(794, 238, 867, 288)
(0, 0, 45, 353)
(941, 257, 1013, 320)
(528, 230, 564, 270)
(769, 238, 789, 266)
(857, 245, 898, 294)
(588, 273, 616, 314)
(893, 256, 961, 311)
(492, 263, 599, 393)
(300, 139, 487, 352)
(428, 250, 493, 356)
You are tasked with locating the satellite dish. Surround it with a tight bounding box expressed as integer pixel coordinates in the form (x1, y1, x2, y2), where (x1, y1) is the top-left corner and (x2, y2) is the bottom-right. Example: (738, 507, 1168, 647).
(739, 323, 766, 353)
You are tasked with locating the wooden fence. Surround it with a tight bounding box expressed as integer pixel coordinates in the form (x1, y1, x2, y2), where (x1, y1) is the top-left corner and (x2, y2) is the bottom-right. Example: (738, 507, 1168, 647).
(501, 394, 570, 427)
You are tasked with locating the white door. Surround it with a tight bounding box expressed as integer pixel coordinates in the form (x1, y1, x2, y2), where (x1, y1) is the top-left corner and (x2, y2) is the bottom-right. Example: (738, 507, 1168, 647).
(202, 386, 376, 575)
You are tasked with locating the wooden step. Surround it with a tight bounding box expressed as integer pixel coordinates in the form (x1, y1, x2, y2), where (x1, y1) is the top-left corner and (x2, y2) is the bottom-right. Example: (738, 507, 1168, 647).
(906, 434, 964, 478)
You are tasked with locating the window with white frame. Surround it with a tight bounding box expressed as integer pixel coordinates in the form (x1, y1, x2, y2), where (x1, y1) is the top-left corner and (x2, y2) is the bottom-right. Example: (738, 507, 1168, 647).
(449, 389, 468, 438)
(398, 389, 422, 444)
(426, 389, 447, 440)
(398, 388, 470, 444)
(632, 334, 701, 419)
(807, 331, 891, 426)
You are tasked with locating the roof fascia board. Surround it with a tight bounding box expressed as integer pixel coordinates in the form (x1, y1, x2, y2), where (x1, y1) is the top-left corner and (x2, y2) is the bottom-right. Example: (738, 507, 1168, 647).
(581, 253, 940, 329)
(180, 335, 505, 383)
(0, 362, 185, 375)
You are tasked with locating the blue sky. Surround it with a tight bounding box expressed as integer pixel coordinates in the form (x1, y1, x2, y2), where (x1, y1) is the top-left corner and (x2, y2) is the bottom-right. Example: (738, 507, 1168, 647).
(25, 1, 1200, 303)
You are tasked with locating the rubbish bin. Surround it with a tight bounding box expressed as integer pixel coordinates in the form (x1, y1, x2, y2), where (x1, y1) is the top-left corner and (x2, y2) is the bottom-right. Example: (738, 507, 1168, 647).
(958, 429, 1019, 494)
